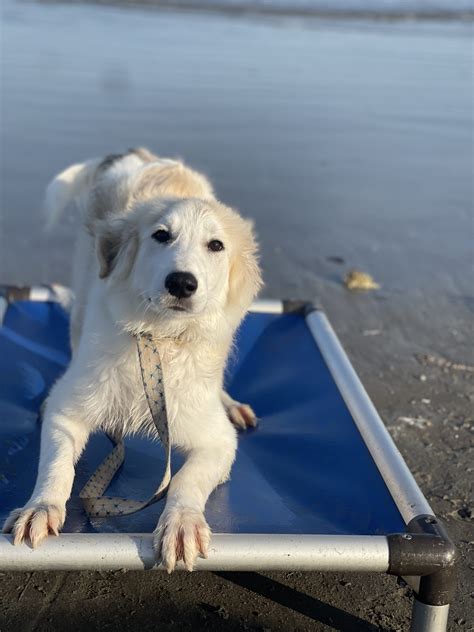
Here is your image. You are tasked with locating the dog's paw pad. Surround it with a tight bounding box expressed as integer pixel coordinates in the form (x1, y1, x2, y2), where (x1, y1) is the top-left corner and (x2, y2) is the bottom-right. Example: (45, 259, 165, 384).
(2, 504, 65, 547)
(154, 507, 210, 573)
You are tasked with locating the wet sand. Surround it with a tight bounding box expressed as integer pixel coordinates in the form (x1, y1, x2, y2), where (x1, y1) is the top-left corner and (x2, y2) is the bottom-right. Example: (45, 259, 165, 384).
(1, 1, 473, 630)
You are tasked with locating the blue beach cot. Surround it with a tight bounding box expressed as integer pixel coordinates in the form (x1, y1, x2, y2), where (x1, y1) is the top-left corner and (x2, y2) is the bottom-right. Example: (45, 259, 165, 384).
(0, 285, 456, 632)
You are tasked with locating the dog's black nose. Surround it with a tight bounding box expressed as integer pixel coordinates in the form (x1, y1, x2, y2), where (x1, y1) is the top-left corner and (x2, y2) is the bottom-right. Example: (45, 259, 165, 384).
(165, 272, 198, 299)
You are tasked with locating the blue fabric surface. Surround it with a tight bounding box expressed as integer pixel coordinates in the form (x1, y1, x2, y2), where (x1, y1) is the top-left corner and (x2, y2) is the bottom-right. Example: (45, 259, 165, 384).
(0, 301, 406, 535)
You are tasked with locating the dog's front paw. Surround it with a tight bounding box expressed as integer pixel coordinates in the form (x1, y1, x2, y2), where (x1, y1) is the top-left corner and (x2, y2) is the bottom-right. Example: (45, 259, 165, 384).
(227, 401, 257, 430)
(154, 507, 211, 573)
(2, 503, 65, 547)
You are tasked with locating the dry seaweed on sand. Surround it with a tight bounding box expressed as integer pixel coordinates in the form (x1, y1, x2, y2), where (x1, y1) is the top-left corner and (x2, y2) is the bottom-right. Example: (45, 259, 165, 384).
(415, 353, 474, 373)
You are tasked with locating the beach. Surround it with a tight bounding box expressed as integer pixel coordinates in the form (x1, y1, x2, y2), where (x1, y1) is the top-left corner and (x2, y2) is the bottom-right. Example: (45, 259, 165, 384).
(0, 1, 473, 629)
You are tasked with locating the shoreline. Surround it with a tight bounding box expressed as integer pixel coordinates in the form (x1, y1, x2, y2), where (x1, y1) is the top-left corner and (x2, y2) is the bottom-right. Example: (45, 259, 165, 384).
(38, 0, 474, 22)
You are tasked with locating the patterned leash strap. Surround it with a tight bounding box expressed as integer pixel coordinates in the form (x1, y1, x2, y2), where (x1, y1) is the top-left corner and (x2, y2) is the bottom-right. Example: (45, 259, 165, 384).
(80, 333, 171, 517)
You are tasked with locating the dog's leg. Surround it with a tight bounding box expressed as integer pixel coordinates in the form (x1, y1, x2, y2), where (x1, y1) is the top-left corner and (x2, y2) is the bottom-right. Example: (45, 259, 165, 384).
(154, 417, 237, 572)
(2, 406, 90, 547)
(221, 390, 257, 430)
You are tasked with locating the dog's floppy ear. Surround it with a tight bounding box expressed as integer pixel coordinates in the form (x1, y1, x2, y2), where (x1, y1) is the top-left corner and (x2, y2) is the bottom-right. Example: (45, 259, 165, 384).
(95, 217, 138, 280)
(226, 217, 263, 323)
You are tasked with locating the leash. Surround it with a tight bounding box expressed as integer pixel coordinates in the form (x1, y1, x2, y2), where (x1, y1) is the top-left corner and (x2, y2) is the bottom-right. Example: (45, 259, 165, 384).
(79, 333, 171, 517)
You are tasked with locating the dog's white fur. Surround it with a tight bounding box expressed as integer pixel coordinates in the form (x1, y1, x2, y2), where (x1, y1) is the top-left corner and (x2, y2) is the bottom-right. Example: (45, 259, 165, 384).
(2, 148, 262, 571)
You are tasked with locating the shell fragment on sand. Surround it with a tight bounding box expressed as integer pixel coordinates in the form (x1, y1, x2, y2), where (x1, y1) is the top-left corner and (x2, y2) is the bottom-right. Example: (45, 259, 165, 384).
(397, 416, 432, 429)
(344, 270, 380, 291)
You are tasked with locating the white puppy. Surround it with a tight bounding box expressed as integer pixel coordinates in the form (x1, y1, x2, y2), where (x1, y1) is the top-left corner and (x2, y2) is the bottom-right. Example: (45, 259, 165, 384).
(3, 148, 262, 571)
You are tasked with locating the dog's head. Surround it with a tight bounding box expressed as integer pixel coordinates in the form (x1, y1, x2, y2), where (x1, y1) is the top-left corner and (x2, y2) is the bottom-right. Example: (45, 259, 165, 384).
(95, 197, 262, 335)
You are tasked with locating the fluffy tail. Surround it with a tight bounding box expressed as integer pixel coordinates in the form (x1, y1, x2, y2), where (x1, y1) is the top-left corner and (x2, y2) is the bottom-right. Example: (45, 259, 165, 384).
(44, 158, 101, 229)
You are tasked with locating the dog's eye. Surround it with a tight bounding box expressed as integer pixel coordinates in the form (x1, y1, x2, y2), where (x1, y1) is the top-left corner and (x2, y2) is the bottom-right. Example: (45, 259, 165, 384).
(152, 229, 171, 243)
(208, 239, 224, 252)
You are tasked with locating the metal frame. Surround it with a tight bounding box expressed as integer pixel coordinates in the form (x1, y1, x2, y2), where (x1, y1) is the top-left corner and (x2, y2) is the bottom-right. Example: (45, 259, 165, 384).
(306, 309, 433, 523)
(303, 304, 456, 632)
(0, 534, 390, 572)
(0, 289, 456, 632)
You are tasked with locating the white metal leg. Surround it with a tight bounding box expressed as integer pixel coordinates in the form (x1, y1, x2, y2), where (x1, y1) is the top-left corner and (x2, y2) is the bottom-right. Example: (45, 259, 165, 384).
(410, 600, 450, 632)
